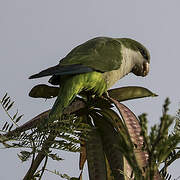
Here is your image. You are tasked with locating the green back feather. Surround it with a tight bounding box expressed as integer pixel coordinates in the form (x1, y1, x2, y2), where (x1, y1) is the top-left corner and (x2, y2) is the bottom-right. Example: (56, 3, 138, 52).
(60, 37, 122, 72)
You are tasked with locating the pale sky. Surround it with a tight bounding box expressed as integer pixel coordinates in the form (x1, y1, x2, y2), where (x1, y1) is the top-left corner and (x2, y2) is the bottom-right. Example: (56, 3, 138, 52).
(0, 0, 180, 179)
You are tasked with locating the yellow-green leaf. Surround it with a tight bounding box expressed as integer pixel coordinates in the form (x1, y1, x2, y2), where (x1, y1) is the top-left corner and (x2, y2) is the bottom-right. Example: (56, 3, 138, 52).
(29, 84, 59, 99)
(108, 86, 158, 102)
(86, 128, 107, 180)
(92, 112, 124, 179)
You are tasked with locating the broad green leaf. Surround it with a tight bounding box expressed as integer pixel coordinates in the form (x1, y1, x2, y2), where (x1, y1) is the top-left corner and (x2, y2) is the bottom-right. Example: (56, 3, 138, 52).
(96, 108, 125, 133)
(91, 112, 124, 179)
(109, 98, 145, 177)
(29, 85, 157, 102)
(86, 128, 107, 180)
(108, 86, 158, 102)
(90, 97, 112, 109)
(95, 108, 132, 153)
(29, 84, 59, 98)
(109, 99, 162, 179)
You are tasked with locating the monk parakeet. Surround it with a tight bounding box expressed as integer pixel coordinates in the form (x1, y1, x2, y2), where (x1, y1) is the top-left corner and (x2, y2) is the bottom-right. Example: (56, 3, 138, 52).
(29, 37, 150, 122)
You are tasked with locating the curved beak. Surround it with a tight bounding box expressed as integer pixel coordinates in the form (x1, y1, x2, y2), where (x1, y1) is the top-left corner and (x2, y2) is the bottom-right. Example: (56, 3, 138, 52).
(142, 62, 150, 77)
(132, 61, 150, 77)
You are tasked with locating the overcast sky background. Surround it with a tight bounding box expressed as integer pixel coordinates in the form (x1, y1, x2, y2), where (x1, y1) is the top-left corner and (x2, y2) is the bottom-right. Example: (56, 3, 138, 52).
(0, 0, 180, 179)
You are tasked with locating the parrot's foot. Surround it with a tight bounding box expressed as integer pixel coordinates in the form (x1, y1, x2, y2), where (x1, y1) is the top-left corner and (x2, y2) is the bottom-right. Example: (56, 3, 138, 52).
(102, 91, 110, 99)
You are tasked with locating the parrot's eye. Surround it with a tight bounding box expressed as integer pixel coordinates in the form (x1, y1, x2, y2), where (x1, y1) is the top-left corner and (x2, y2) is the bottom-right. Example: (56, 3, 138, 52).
(139, 48, 148, 60)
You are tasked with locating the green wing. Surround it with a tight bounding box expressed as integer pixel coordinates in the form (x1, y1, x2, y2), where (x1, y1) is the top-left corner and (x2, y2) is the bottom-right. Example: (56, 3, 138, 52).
(60, 37, 122, 72)
(29, 37, 123, 80)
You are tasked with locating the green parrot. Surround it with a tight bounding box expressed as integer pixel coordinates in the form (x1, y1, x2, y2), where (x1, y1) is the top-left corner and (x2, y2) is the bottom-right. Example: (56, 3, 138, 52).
(29, 37, 150, 122)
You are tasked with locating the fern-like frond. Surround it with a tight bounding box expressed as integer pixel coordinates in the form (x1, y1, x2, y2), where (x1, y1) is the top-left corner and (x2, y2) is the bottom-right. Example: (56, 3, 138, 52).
(0, 93, 24, 133)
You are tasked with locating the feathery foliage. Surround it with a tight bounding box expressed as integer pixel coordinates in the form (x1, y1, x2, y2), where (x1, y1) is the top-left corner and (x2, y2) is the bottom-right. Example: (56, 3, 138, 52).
(0, 89, 180, 180)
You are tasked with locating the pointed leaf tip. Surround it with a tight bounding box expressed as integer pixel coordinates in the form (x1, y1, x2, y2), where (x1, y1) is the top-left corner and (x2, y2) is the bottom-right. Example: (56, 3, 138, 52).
(152, 93, 158, 97)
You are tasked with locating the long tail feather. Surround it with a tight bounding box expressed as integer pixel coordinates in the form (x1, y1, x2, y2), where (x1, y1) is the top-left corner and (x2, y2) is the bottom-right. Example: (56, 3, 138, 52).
(29, 65, 60, 79)
(29, 64, 93, 79)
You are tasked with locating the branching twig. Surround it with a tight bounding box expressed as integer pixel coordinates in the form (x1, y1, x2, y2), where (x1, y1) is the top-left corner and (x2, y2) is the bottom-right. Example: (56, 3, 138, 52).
(23, 134, 56, 180)
(4, 100, 86, 137)
(22, 100, 86, 180)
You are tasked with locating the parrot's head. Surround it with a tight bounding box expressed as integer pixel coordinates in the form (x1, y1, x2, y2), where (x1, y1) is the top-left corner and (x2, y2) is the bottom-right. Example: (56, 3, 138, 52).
(120, 38, 150, 77)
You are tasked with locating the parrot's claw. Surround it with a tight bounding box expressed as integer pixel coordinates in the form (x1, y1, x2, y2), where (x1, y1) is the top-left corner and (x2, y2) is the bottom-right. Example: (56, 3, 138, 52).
(102, 91, 110, 99)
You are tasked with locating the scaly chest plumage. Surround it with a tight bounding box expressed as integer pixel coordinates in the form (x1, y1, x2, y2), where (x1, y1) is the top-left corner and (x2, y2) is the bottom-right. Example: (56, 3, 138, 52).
(102, 45, 142, 89)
